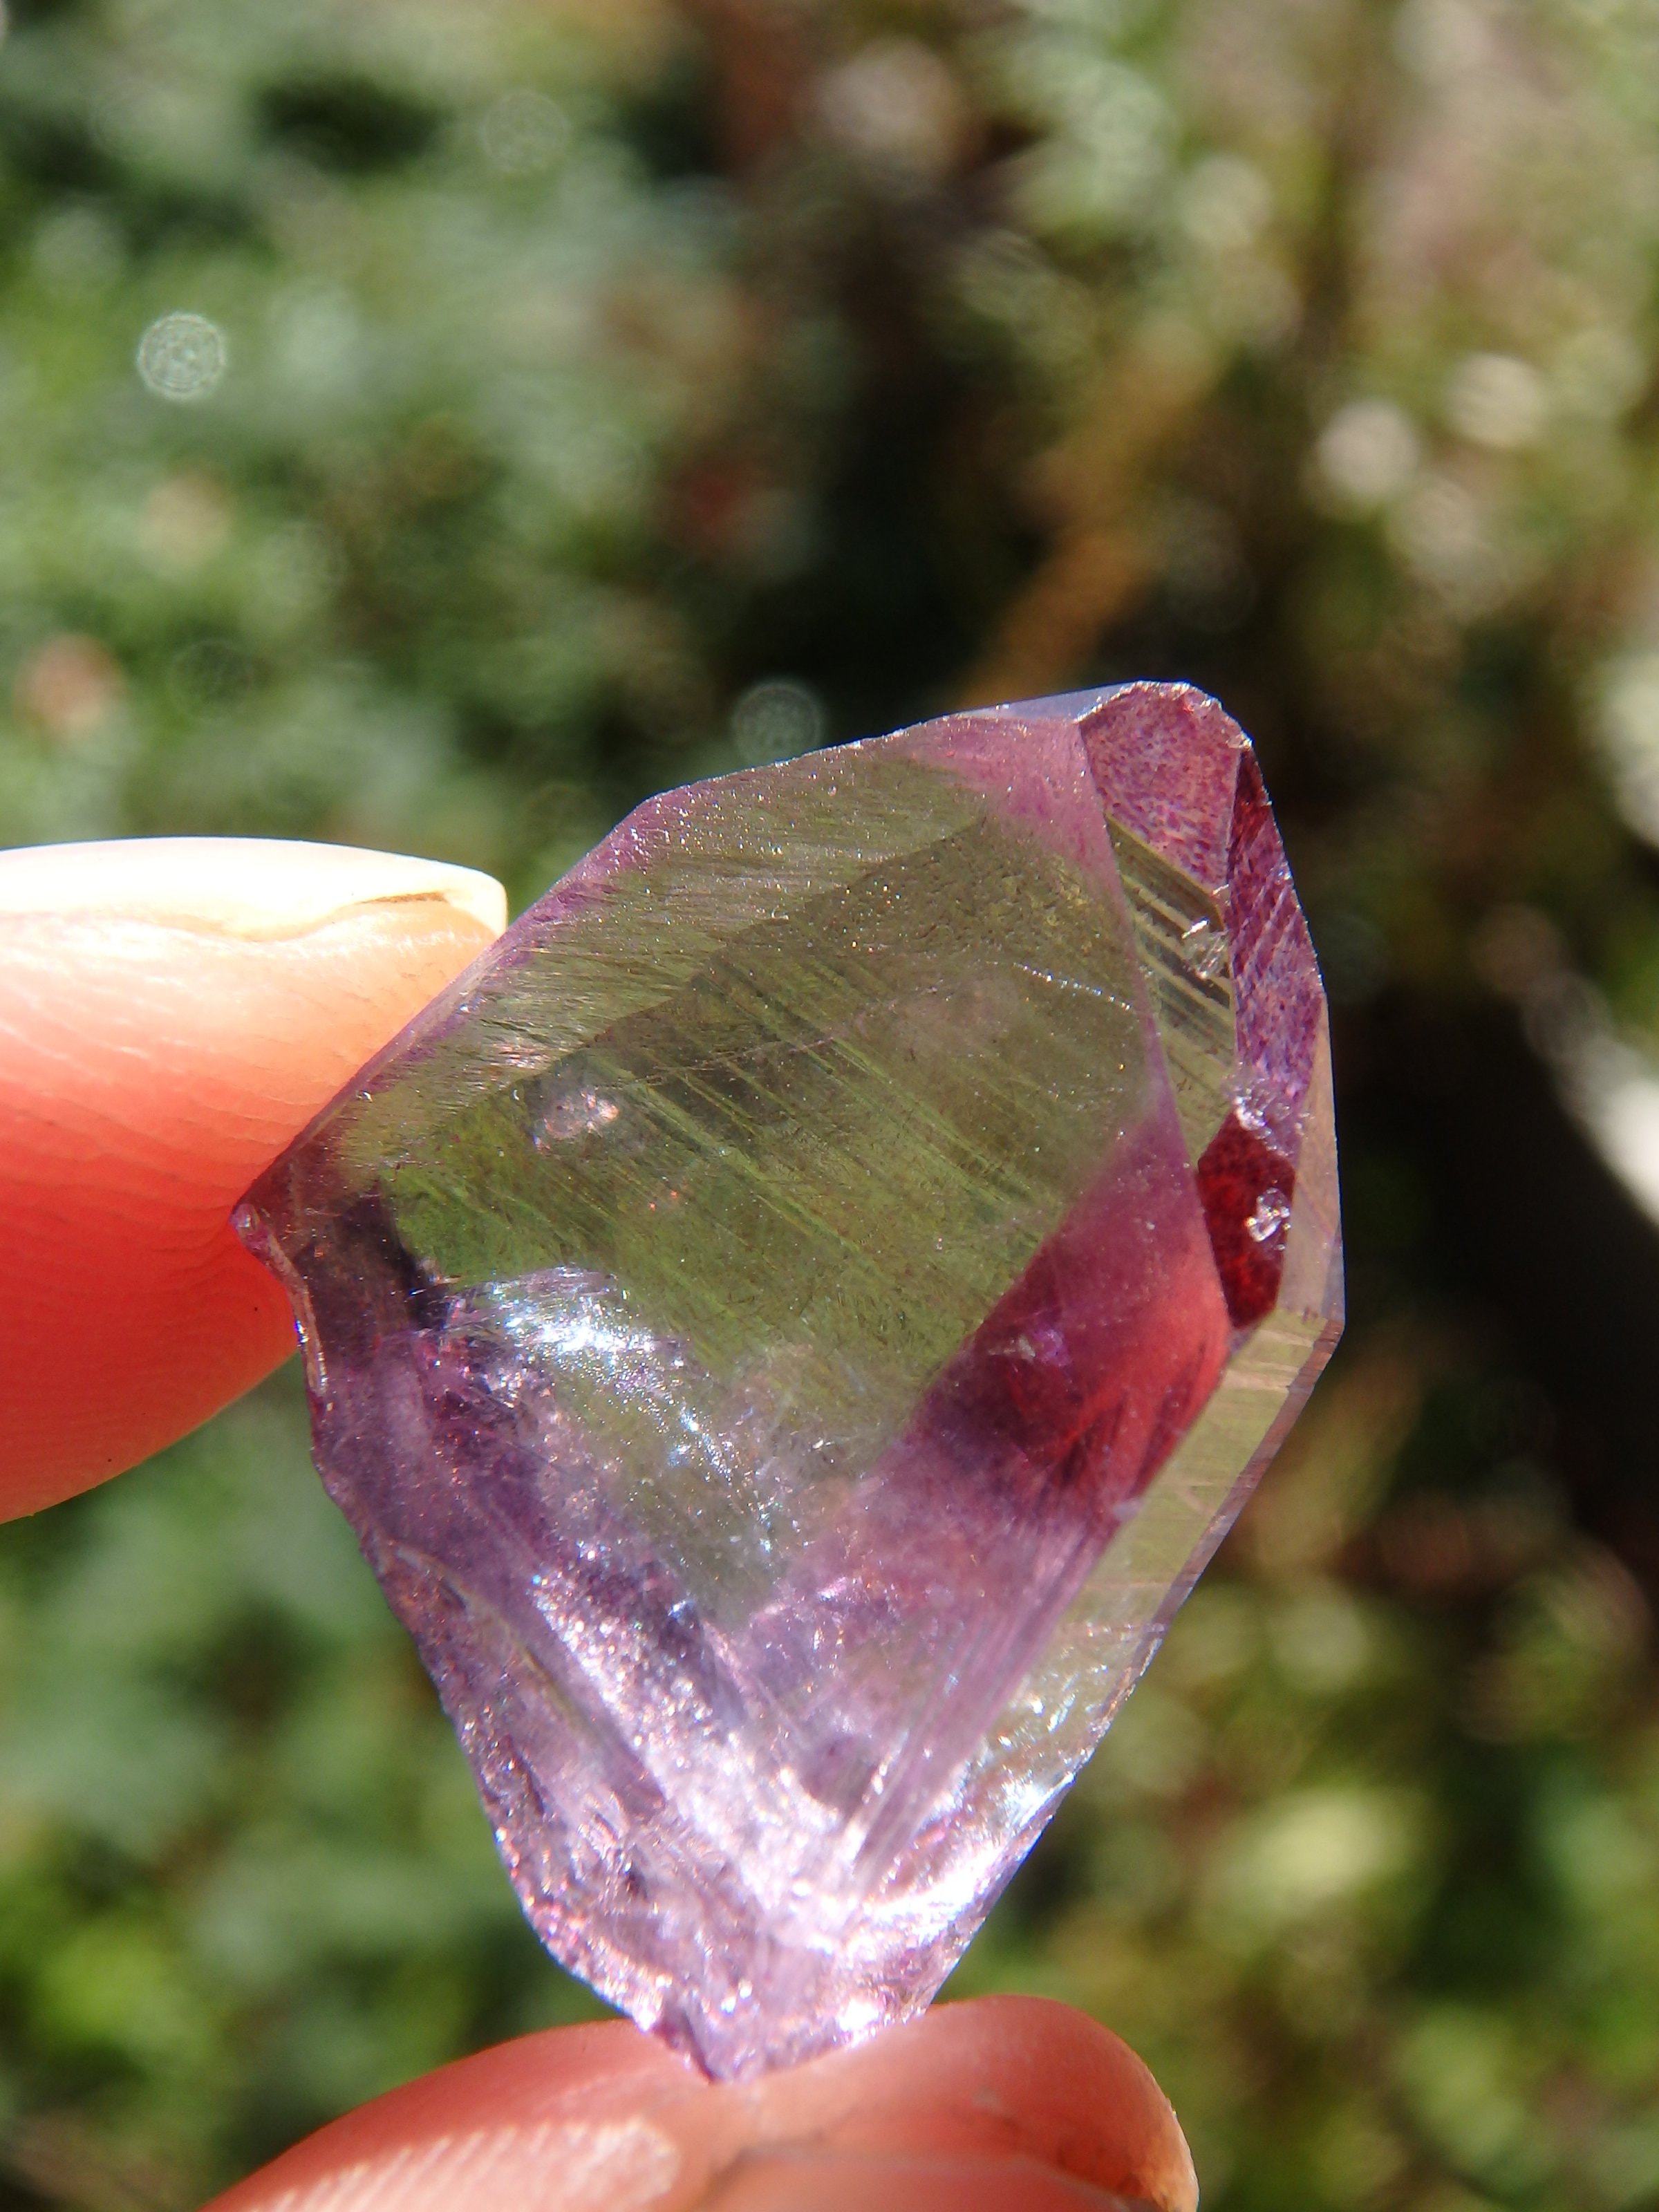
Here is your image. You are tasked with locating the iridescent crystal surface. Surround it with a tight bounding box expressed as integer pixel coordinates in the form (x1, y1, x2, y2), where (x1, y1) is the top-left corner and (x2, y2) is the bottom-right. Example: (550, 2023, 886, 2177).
(237, 683, 1342, 2077)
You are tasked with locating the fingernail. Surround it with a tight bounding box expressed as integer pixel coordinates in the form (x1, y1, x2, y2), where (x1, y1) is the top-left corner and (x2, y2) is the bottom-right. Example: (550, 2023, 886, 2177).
(0, 837, 507, 940)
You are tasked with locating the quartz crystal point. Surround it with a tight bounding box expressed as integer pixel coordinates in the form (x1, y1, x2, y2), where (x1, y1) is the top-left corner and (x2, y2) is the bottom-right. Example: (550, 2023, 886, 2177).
(236, 683, 1342, 2077)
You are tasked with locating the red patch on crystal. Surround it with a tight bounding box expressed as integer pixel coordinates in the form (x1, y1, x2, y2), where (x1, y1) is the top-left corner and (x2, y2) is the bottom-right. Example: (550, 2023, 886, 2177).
(1197, 1109, 1295, 1328)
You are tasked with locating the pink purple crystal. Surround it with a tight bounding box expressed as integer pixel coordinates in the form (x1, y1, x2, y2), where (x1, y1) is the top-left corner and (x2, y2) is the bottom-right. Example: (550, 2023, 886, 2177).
(236, 683, 1342, 2077)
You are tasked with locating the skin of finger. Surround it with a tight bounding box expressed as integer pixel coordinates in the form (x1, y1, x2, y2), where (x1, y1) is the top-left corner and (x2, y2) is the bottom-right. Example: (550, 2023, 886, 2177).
(202, 2023, 699, 2212)
(204, 2000, 1195, 2212)
(695, 2149, 1147, 2210)
(0, 897, 498, 1515)
(713, 1997, 1197, 2212)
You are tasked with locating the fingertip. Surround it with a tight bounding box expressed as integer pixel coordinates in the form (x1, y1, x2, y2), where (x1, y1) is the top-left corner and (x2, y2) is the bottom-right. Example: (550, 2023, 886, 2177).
(0, 839, 506, 1515)
(729, 1998, 1197, 2212)
(201, 2003, 1194, 2212)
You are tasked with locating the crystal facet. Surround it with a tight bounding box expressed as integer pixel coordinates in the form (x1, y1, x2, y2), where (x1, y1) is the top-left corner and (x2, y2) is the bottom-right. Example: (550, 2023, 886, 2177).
(236, 683, 1342, 2077)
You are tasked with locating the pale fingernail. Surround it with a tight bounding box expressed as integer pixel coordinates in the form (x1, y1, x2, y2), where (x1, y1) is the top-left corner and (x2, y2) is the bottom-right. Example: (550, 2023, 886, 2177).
(0, 837, 507, 941)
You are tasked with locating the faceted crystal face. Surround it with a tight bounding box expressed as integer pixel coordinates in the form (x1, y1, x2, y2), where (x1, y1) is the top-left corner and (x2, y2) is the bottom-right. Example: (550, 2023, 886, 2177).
(237, 683, 1342, 2077)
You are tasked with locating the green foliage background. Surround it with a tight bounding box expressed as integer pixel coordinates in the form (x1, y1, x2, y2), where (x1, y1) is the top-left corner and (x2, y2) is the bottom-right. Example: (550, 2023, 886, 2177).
(5, 1, 1659, 2206)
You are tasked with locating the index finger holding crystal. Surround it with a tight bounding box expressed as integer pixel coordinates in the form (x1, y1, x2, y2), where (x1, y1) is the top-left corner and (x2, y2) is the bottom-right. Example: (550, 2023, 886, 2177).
(203, 1996, 1197, 2212)
(0, 836, 506, 1517)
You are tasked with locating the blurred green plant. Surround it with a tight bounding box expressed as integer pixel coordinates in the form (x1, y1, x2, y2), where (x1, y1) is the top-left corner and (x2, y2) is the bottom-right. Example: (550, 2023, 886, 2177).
(6, 0, 1659, 2206)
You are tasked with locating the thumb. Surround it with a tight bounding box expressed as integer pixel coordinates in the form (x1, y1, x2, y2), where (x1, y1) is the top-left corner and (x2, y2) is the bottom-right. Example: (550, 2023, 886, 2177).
(204, 1998, 1197, 2212)
(0, 837, 505, 1516)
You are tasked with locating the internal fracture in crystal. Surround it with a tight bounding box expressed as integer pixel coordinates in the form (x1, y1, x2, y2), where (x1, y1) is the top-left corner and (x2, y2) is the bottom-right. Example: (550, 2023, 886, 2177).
(236, 683, 1342, 2077)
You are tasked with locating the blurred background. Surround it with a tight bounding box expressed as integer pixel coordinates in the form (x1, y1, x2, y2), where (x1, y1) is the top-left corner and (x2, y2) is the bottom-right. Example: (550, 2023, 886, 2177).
(3, 0, 1659, 2204)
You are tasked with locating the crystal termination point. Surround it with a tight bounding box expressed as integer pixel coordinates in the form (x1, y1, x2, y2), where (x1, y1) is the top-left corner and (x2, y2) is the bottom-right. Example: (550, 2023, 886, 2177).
(237, 684, 1343, 2078)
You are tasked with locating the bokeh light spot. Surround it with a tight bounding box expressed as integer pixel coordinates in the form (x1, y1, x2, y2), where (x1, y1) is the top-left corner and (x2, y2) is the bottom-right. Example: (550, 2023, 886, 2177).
(731, 679, 825, 765)
(1315, 400, 1420, 509)
(135, 312, 227, 403)
(480, 90, 570, 175)
(1445, 352, 1548, 450)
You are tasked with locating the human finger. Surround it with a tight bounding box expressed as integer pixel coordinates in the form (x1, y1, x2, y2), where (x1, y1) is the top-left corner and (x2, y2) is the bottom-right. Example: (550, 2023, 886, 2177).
(203, 1997, 1196, 2212)
(693, 2153, 1143, 2209)
(0, 837, 505, 1515)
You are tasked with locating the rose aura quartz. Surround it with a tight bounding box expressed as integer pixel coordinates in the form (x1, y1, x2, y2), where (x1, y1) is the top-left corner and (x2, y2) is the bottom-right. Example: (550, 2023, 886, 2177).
(236, 683, 1342, 2077)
